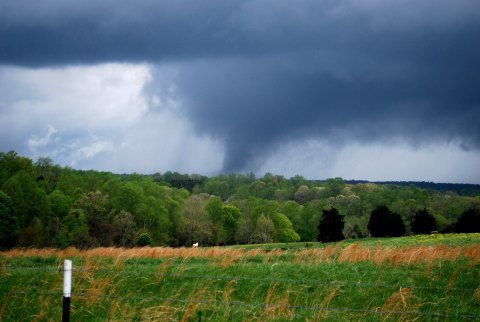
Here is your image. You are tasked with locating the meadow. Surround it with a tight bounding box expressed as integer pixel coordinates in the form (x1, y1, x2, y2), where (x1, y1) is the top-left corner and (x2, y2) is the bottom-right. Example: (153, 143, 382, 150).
(1, 234, 479, 321)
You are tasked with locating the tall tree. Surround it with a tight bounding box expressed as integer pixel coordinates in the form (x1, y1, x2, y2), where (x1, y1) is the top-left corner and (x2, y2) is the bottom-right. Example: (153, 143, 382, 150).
(205, 196, 224, 243)
(34, 157, 62, 193)
(48, 190, 73, 218)
(178, 195, 213, 245)
(368, 205, 406, 237)
(63, 209, 90, 248)
(74, 191, 113, 246)
(2, 170, 50, 227)
(317, 207, 344, 243)
(113, 210, 137, 247)
(0, 151, 34, 186)
(454, 208, 480, 233)
(271, 212, 300, 243)
(411, 208, 437, 234)
(222, 205, 241, 244)
(253, 214, 277, 243)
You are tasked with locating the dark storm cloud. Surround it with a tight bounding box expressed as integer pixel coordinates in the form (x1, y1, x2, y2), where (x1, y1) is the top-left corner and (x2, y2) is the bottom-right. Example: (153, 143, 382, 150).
(0, 0, 249, 65)
(172, 54, 480, 171)
(1, 0, 480, 172)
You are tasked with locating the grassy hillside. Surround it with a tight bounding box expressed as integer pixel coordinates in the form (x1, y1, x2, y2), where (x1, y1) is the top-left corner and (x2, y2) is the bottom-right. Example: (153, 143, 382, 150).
(1, 234, 479, 321)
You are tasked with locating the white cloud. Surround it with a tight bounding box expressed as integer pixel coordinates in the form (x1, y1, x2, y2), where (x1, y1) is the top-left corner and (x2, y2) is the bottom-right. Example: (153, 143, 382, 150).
(75, 139, 113, 160)
(0, 64, 151, 131)
(0, 63, 225, 174)
(27, 125, 58, 150)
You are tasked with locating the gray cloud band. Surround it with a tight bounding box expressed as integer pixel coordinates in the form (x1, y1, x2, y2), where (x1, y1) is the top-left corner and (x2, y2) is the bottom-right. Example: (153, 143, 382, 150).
(1, 0, 479, 172)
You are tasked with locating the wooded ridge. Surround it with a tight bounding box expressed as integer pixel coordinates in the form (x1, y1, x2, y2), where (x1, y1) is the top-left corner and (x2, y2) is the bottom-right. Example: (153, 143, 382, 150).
(1, 151, 479, 249)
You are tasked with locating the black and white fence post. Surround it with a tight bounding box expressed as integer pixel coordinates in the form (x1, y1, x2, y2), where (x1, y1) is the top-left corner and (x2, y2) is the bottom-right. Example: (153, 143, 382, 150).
(63, 259, 72, 322)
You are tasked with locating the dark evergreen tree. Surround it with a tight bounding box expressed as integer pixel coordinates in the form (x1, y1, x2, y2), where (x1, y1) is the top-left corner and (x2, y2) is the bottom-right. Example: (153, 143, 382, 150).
(368, 205, 405, 237)
(454, 208, 480, 233)
(368, 205, 388, 237)
(411, 208, 436, 234)
(317, 207, 344, 242)
(0, 190, 20, 249)
(389, 211, 406, 237)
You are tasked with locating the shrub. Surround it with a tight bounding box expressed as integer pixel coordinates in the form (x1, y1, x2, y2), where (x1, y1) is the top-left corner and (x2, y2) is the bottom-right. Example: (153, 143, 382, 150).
(137, 232, 153, 247)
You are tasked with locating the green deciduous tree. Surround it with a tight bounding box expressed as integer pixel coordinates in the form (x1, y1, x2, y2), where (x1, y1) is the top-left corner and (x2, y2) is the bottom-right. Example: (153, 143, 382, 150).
(222, 205, 241, 244)
(203, 179, 230, 200)
(294, 185, 311, 204)
(299, 200, 325, 241)
(0, 151, 34, 186)
(323, 178, 346, 198)
(0, 190, 20, 249)
(113, 210, 137, 247)
(34, 157, 62, 193)
(271, 212, 300, 242)
(343, 215, 368, 239)
(205, 196, 224, 243)
(253, 214, 277, 243)
(74, 191, 113, 246)
(48, 190, 73, 218)
(63, 209, 90, 248)
(178, 195, 213, 245)
(2, 170, 50, 227)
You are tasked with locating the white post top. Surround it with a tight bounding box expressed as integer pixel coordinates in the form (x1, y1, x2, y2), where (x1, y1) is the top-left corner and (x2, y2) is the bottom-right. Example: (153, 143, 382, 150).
(64, 260, 72, 271)
(63, 259, 72, 297)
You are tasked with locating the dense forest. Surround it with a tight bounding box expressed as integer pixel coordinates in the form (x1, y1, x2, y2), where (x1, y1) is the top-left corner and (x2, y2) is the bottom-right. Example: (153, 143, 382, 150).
(1, 150, 479, 249)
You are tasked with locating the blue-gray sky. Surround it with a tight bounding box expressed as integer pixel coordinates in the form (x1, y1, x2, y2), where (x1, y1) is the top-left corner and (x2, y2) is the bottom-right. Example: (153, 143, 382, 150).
(1, 0, 479, 183)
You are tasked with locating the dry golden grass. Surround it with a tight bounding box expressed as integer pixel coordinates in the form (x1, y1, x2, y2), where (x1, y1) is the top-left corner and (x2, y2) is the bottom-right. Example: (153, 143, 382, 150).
(222, 280, 236, 303)
(381, 287, 419, 321)
(2, 243, 480, 267)
(140, 303, 178, 322)
(336, 243, 480, 265)
(261, 283, 295, 321)
(180, 284, 210, 322)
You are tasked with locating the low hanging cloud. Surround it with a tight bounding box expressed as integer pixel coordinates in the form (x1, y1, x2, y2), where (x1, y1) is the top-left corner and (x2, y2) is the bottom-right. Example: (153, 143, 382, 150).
(1, 0, 479, 181)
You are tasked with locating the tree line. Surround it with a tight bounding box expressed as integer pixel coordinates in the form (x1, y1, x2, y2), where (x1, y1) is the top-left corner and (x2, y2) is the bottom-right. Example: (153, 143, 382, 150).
(317, 205, 480, 243)
(0, 151, 479, 249)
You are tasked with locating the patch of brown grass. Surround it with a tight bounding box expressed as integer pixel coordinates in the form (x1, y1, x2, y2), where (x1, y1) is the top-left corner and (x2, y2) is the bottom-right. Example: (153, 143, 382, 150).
(222, 280, 236, 303)
(2, 243, 480, 267)
(140, 303, 179, 322)
(338, 244, 480, 265)
(381, 287, 419, 321)
(261, 283, 295, 321)
(447, 271, 458, 291)
(338, 242, 370, 262)
(180, 284, 211, 322)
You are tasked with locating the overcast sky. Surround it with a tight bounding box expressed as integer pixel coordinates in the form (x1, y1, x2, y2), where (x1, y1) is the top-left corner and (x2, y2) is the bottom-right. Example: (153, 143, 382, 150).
(1, 0, 479, 183)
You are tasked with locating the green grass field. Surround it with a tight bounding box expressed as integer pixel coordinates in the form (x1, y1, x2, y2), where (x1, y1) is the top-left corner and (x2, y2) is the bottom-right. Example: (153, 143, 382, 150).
(1, 234, 480, 321)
